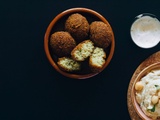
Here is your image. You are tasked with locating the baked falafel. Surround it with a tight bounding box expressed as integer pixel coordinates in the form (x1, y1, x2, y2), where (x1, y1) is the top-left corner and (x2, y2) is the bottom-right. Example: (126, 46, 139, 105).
(65, 13, 89, 42)
(50, 31, 76, 57)
(90, 21, 112, 48)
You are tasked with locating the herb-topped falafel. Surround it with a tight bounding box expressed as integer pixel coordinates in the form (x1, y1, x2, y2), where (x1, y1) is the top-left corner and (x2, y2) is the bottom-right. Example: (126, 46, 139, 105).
(65, 13, 89, 42)
(90, 21, 112, 48)
(50, 31, 76, 57)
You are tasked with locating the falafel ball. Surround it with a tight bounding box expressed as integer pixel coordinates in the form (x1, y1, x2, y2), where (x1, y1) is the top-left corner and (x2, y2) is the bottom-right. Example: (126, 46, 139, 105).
(65, 13, 89, 42)
(90, 21, 112, 48)
(50, 31, 76, 57)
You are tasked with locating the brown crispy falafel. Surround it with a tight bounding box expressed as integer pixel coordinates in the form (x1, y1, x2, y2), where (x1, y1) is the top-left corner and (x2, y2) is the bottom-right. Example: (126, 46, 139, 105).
(65, 13, 89, 42)
(90, 21, 112, 48)
(50, 31, 76, 57)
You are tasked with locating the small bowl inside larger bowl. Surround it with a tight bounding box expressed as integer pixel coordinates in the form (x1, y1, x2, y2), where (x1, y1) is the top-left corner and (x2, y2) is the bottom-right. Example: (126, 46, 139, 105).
(131, 62, 160, 120)
(44, 8, 115, 79)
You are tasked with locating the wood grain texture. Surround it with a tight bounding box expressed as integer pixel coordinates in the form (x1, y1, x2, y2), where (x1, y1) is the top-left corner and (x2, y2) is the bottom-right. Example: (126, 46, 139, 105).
(127, 51, 160, 120)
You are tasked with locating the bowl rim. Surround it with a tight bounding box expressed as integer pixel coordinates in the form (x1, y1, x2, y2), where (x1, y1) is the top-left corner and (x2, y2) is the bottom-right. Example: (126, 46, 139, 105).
(44, 7, 115, 79)
(131, 62, 160, 120)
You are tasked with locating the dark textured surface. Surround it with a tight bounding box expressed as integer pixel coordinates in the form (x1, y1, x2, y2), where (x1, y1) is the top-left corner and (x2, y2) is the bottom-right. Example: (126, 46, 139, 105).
(1, 0, 160, 120)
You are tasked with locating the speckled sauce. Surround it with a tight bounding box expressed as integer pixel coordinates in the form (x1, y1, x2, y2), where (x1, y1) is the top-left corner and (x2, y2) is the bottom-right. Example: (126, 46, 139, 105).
(131, 15, 160, 48)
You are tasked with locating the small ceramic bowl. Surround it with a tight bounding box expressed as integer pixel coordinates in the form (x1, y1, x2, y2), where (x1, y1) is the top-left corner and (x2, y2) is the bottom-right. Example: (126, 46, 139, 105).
(44, 8, 115, 79)
(130, 13, 160, 49)
(131, 62, 160, 120)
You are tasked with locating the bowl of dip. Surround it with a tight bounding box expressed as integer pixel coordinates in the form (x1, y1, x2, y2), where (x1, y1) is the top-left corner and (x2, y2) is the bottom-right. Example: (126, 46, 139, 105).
(131, 62, 160, 120)
(130, 13, 160, 48)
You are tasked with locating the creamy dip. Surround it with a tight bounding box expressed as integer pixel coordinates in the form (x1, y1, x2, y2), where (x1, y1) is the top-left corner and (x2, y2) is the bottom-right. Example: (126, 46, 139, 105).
(136, 69, 160, 119)
(131, 14, 160, 48)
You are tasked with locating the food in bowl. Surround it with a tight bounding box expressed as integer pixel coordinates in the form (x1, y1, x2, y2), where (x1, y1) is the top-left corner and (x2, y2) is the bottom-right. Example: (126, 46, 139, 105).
(50, 31, 76, 57)
(135, 68, 160, 119)
(65, 13, 89, 42)
(89, 47, 106, 72)
(130, 13, 160, 48)
(44, 8, 115, 79)
(71, 40, 94, 62)
(57, 57, 81, 72)
(49, 13, 112, 73)
(90, 21, 112, 48)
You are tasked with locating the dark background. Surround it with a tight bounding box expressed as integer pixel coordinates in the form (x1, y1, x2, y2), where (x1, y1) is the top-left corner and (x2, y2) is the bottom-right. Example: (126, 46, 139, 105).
(1, 0, 160, 120)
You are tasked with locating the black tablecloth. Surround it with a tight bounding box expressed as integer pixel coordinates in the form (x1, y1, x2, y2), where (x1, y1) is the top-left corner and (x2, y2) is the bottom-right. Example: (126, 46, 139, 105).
(1, 0, 160, 120)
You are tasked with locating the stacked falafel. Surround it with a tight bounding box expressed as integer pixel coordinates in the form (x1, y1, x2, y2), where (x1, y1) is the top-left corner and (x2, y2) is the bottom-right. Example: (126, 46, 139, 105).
(49, 13, 113, 72)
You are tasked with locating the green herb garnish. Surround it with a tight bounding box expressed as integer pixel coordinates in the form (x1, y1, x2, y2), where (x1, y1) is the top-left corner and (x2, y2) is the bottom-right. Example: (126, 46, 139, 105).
(155, 85, 160, 90)
(148, 105, 156, 112)
(155, 85, 159, 87)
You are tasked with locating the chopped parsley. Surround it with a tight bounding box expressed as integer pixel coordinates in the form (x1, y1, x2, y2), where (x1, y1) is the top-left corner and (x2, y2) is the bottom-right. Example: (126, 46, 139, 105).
(155, 85, 160, 90)
(150, 105, 156, 112)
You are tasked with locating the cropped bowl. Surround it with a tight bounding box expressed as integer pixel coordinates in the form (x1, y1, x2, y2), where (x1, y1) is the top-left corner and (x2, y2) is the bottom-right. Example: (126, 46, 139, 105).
(131, 62, 160, 120)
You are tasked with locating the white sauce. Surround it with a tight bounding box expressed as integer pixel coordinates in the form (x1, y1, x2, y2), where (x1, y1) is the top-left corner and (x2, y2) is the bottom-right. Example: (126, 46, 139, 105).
(131, 15, 160, 48)
(136, 69, 160, 119)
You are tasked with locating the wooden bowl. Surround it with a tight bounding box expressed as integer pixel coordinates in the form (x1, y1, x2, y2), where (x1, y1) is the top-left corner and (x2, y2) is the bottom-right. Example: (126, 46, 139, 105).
(131, 62, 160, 120)
(44, 7, 115, 79)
